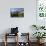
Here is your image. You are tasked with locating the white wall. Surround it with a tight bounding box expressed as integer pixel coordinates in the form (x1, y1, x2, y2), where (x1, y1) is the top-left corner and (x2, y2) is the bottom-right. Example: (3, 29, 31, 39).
(0, 0, 36, 42)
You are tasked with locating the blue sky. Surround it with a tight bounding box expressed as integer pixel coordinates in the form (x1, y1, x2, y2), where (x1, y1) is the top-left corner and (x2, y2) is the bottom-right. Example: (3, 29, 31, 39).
(10, 8, 24, 12)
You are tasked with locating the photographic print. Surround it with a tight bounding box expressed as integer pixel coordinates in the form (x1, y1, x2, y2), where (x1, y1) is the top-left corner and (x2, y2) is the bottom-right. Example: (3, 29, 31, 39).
(10, 8, 24, 17)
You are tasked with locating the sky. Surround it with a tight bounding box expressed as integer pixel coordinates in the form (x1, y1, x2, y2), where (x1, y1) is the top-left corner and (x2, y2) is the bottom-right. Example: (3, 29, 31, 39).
(10, 8, 24, 13)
